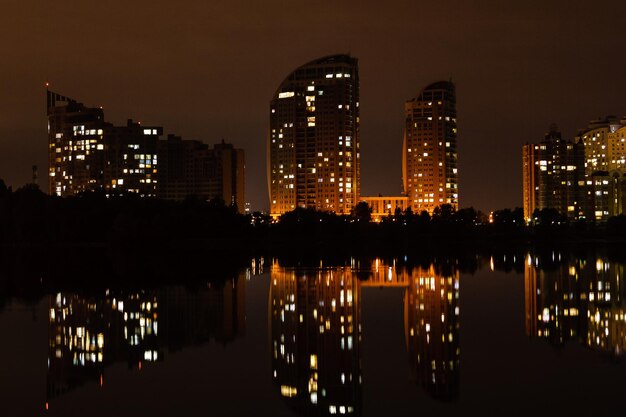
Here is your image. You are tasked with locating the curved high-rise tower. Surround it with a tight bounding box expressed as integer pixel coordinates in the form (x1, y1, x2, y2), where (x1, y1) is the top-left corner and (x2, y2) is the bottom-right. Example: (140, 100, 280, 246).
(268, 55, 360, 217)
(402, 81, 458, 214)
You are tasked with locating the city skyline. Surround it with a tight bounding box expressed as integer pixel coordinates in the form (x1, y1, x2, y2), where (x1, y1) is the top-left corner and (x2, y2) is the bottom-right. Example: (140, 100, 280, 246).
(1, 1, 625, 213)
(46, 89, 246, 210)
(2, 2, 626, 415)
(523, 119, 626, 222)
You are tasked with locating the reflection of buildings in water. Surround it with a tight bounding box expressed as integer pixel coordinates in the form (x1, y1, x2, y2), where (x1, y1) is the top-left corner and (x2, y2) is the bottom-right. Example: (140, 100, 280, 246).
(404, 265, 460, 401)
(270, 263, 361, 416)
(47, 292, 160, 402)
(161, 280, 245, 351)
(251, 257, 265, 276)
(586, 260, 626, 355)
(523, 259, 585, 344)
(360, 259, 461, 400)
(270, 259, 461, 410)
(47, 275, 245, 405)
(524, 257, 626, 355)
(360, 259, 409, 288)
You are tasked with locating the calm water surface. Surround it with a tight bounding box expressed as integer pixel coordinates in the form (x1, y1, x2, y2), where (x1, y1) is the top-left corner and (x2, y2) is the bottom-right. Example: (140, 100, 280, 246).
(2, 254, 626, 416)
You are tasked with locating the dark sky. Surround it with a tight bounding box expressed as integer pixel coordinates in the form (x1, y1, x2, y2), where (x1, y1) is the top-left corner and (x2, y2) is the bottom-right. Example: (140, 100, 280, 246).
(1, 0, 624, 212)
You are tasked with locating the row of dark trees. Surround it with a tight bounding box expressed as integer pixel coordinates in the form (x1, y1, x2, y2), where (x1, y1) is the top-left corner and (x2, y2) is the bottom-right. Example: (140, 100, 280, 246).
(0, 181, 252, 246)
(1, 180, 625, 250)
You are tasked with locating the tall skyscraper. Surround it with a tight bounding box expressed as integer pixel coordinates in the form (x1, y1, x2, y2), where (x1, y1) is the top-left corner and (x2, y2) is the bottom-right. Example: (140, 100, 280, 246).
(402, 81, 458, 214)
(522, 124, 586, 222)
(47, 89, 161, 197)
(268, 55, 360, 218)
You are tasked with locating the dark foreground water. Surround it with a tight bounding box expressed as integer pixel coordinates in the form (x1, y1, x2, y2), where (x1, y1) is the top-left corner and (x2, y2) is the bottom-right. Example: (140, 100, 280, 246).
(2, 252, 626, 416)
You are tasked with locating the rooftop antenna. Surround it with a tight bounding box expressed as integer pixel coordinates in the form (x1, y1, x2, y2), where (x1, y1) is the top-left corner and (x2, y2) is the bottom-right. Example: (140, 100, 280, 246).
(32, 165, 38, 186)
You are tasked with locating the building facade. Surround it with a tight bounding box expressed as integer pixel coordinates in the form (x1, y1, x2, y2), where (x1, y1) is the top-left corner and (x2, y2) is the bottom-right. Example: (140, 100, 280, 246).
(521, 124, 586, 222)
(576, 117, 626, 221)
(522, 143, 537, 222)
(157, 134, 211, 201)
(358, 195, 408, 222)
(105, 120, 160, 196)
(47, 90, 161, 197)
(584, 171, 626, 221)
(576, 116, 626, 176)
(402, 81, 458, 214)
(211, 141, 245, 212)
(268, 55, 360, 218)
(157, 136, 245, 211)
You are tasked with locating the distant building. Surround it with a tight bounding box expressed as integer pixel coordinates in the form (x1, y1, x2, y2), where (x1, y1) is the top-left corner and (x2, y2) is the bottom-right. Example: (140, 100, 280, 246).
(157, 134, 211, 201)
(359, 195, 408, 221)
(47, 89, 161, 197)
(403, 81, 458, 214)
(523, 117, 626, 222)
(106, 120, 160, 195)
(157, 136, 245, 211)
(268, 55, 360, 218)
(584, 171, 626, 221)
(521, 124, 586, 222)
(575, 116, 626, 176)
(211, 140, 245, 212)
(522, 144, 537, 222)
(575, 116, 626, 221)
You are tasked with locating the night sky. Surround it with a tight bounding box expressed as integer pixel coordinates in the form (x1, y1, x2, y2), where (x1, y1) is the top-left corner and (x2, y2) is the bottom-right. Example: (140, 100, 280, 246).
(1, 0, 624, 213)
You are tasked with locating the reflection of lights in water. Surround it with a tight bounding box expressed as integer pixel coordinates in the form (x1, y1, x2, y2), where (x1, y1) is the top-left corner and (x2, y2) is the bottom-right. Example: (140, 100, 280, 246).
(280, 385, 297, 397)
(527, 258, 626, 357)
(270, 263, 362, 412)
